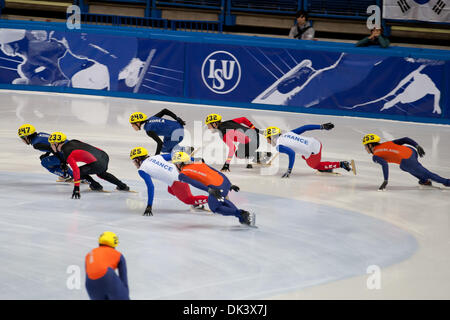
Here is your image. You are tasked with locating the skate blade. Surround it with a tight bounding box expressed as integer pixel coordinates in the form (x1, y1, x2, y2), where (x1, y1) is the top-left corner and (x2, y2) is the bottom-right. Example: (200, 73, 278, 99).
(116, 189, 139, 193)
(315, 171, 341, 176)
(419, 185, 446, 191)
(190, 206, 212, 213)
(85, 189, 112, 193)
(351, 160, 357, 175)
(243, 213, 257, 228)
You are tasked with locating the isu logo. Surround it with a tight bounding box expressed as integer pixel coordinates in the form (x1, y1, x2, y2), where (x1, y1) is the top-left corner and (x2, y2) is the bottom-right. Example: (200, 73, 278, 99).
(201, 51, 241, 94)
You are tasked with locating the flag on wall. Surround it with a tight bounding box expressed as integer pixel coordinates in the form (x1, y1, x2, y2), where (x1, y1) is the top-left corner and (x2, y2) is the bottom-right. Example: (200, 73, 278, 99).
(383, 0, 450, 22)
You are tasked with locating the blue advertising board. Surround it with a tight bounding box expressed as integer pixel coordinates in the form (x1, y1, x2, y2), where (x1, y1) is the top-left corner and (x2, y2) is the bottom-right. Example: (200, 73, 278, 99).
(0, 22, 449, 124)
(188, 43, 448, 119)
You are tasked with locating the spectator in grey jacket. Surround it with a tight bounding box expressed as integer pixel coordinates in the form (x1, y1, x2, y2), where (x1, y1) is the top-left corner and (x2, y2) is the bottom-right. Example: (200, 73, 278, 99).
(289, 10, 315, 40)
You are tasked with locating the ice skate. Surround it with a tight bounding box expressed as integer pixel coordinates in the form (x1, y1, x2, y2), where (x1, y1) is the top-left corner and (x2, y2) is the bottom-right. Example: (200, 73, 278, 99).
(116, 184, 130, 191)
(56, 175, 73, 183)
(316, 169, 341, 175)
(191, 204, 211, 212)
(419, 179, 432, 186)
(256, 151, 273, 165)
(239, 210, 256, 227)
(89, 181, 103, 191)
(340, 160, 357, 175)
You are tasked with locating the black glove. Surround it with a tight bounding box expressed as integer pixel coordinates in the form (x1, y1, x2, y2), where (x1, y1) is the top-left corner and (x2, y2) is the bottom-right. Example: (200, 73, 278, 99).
(378, 180, 388, 191)
(321, 123, 334, 130)
(176, 117, 186, 126)
(230, 185, 240, 192)
(143, 205, 153, 216)
(416, 145, 425, 158)
(72, 185, 80, 199)
(208, 187, 224, 201)
(253, 127, 260, 134)
(221, 163, 230, 172)
(39, 152, 50, 161)
(281, 168, 292, 178)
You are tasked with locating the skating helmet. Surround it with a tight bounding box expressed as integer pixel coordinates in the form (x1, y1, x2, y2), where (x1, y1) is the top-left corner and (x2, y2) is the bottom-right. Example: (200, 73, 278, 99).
(48, 132, 67, 144)
(264, 126, 281, 138)
(18, 124, 36, 137)
(172, 151, 191, 164)
(98, 231, 119, 248)
(362, 134, 381, 145)
(130, 146, 149, 160)
(205, 114, 222, 125)
(129, 112, 148, 124)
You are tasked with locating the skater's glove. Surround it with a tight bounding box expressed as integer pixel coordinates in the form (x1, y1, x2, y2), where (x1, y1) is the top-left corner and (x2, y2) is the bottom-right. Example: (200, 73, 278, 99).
(221, 163, 230, 172)
(416, 145, 425, 158)
(230, 185, 240, 192)
(253, 127, 260, 134)
(72, 186, 80, 199)
(176, 117, 186, 126)
(320, 123, 334, 130)
(378, 180, 388, 191)
(281, 168, 292, 178)
(208, 187, 224, 201)
(143, 205, 153, 216)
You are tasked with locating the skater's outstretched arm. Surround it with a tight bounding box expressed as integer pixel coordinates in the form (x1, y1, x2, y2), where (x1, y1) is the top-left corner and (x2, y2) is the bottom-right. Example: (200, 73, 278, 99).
(393, 137, 425, 157)
(33, 142, 52, 153)
(232, 117, 257, 130)
(178, 173, 209, 192)
(154, 108, 185, 125)
(373, 155, 389, 181)
(393, 137, 419, 147)
(138, 170, 155, 207)
(291, 124, 322, 135)
(146, 130, 163, 155)
(277, 145, 296, 170)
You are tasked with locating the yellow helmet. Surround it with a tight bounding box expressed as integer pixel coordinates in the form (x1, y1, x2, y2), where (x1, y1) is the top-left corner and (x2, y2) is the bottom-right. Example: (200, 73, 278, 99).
(264, 126, 281, 138)
(130, 146, 149, 160)
(48, 132, 67, 144)
(18, 124, 36, 137)
(98, 231, 119, 248)
(172, 151, 191, 164)
(362, 134, 381, 145)
(129, 112, 148, 124)
(205, 113, 222, 125)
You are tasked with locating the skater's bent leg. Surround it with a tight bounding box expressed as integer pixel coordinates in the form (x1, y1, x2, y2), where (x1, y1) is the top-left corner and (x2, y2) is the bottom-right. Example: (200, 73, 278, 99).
(401, 157, 450, 186)
(41, 155, 66, 177)
(208, 195, 240, 217)
(103, 269, 129, 300)
(97, 171, 127, 187)
(79, 164, 101, 186)
(169, 181, 208, 205)
(315, 161, 340, 171)
(305, 148, 340, 171)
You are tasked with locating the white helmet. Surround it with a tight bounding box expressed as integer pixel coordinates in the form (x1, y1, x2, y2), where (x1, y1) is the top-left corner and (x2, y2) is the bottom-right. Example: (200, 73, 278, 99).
(0, 29, 26, 45)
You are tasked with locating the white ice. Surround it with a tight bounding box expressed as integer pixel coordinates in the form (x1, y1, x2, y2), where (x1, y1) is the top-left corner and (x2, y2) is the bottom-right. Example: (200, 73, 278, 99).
(0, 89, 449, 299)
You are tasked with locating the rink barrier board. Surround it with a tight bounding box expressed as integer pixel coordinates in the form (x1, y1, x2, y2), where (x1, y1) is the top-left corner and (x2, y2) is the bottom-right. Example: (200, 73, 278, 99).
(0, 19, 449, 125)
(3, 83, 450, 126)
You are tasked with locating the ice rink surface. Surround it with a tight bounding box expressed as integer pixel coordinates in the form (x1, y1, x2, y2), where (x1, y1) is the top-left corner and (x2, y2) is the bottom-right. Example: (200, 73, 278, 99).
(0, 90, 449, 299)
